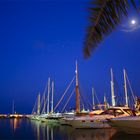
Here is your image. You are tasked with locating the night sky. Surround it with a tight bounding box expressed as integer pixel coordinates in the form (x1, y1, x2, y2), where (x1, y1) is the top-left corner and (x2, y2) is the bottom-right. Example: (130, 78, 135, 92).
(0, 0, 140, 114)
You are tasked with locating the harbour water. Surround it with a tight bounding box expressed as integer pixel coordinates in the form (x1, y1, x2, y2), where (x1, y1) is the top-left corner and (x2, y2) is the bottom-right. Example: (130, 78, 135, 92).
(0, 118, 140, 140)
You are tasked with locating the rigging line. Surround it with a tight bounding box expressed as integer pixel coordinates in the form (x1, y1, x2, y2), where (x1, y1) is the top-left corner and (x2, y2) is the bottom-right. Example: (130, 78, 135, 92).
(79, 87, 92, 109)
(113, 76, 123, 104)
(39, 88, 47, 113)
(53, 76, 75, 112)
(42, 83, 51, 114)
(32, 100, 37, 114)
(38, 87, 47, 114)
(79, 93, 84, 109)
(40, 93, 47, 113)
(79, 90, 88, 110)
(81, 92, 92, 110)
(31, 96, 38, 114)
(39, 95, 44, 113)
(41, 81, 48, 113)
(85, 93, 92, 109)
(61, 88, 75, 113)
(41, 85, 50, 114)
(126, 73, 136, 103)
(94, 89, 102, 110)
(41, 97, 48, 114)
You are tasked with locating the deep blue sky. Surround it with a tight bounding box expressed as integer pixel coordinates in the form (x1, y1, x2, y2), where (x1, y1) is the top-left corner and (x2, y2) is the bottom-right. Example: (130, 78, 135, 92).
(0, 0, 140, 114)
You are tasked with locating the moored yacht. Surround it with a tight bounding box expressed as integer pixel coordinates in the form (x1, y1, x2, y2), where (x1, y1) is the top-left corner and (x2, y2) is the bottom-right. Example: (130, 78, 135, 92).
(66, 106, 135, 129)
(108, 115, 140, 134)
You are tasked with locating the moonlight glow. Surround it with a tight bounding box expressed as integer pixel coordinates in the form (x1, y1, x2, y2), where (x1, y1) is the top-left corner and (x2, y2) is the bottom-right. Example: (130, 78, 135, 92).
(131, 20, 136, 25)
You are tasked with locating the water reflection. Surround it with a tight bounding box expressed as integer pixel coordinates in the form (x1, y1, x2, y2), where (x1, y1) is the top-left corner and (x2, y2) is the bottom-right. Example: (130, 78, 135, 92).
(10, 118, 22, 132)
(30, 120, 59, 140)
(1, 119, 140, 140)
(30, 120, 117, 140)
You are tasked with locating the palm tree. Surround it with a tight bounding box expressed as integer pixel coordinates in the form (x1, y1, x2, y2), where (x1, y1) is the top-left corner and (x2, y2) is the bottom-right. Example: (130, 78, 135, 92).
(84, 0, 139, 58)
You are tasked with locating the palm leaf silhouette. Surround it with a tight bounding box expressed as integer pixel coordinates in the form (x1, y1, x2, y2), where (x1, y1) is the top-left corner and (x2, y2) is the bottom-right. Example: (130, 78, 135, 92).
(84, 0, 139, 58)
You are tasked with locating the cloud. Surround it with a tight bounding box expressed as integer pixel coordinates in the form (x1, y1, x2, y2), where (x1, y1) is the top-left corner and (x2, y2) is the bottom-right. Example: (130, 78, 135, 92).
(120, 23, 140, 32)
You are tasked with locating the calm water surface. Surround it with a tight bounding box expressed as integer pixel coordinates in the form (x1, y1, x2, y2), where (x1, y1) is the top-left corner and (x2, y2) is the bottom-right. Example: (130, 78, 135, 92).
(0, 118, 140, 140)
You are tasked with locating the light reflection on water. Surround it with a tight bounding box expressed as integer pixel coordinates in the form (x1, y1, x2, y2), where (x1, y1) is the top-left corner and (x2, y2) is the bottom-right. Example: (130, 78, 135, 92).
(10, 118, 22, 132)
(30, 119, 116, 140)
(0, 118, 140, 140)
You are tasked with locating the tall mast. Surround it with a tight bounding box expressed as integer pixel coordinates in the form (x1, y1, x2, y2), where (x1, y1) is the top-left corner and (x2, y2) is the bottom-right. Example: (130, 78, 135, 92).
(104, 93, 107, 109)
(75, 60, 80, 113)
(51, 81, 54, 113)
(12, 100, 14, 114)
(37, 93, 40, 115)
(123, 69, 128, 107)
(43, 93, 46, 113)
(110, 68, 116, 106)
(47, 77, 51, 114)
(92, 87, 95, 110)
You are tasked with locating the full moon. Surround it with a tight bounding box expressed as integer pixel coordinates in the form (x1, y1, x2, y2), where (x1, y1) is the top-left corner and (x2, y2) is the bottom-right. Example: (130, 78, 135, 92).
(131, 20, 136, 25)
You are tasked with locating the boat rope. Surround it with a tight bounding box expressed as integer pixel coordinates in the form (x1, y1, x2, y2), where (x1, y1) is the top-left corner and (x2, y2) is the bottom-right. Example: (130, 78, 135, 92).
(79, 88, 92, 110)
(126, 73, 136, 103)
(79, 95, 84, 109)
(94, 89, 102, 110)
(41, 97, 48, 114)
(31, 95, 38, 114)
(39, 95, 44, 113)
(113, 76, 123, 105)
(61, 88, 75, 113)
(53, 76, 75, 112)
(40, 81, 48, 113)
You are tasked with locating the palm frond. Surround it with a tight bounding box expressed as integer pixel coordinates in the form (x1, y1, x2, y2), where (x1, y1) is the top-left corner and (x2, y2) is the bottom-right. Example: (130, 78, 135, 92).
(84, 0, 138, 58)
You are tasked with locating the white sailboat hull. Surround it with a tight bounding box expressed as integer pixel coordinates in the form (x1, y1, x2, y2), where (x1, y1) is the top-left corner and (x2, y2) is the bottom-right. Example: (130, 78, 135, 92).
(70, 119, 111, 129)
(109, 116, 140, 134)
(65, 115, 113, 129)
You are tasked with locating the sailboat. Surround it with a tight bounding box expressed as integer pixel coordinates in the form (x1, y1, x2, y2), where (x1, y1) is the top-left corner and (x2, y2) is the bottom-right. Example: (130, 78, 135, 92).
(29, 93, 41, 120)
(67, 68, 135, 129)
(37, 78, 63, 123)
(106, 69, 140, 134)
(43, 80, 63, 124)
(108, 115, 140, 134)
(89, 88, 105, 115)
(38, 78, 51, 121)
(9, 100, 23, 118)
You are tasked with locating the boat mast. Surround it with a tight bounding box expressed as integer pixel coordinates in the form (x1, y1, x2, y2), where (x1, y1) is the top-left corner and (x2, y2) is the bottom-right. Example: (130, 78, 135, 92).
(51, 81, 54, 113)
(47, 77, 51, 114)
(37, 93, 40, 115)
(43, 93, 46, 114)
(92, 87, 95, 110)
(104, 93, 108, 109)
(75, 60, 80, 113)
(12, 100, 14, 114)
(110, 68, 116, 106)
(123, 69, 128, 107)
